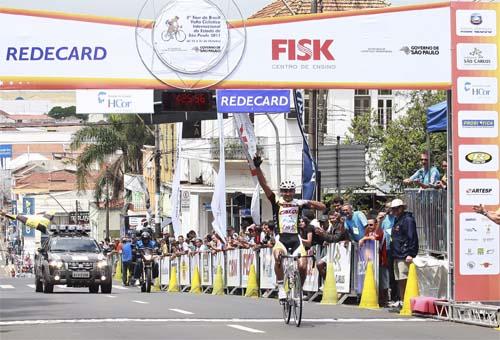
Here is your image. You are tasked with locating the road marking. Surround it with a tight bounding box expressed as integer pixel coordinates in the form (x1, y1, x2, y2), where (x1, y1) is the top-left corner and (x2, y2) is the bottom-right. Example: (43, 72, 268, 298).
(0, 284, 14, 289)
(0, 318, 438, 326)
(132, 300, 149, 304)
(169, 308, 194, 315)
(105, 295, 116, 298)
(26, 284, 36, 289)
(112, 285, 128, 290)
(227, 325, 265, 333)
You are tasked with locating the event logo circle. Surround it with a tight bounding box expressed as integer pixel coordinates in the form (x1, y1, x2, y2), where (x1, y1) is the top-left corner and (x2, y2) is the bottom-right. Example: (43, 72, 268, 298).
(136, 0, 246, 90)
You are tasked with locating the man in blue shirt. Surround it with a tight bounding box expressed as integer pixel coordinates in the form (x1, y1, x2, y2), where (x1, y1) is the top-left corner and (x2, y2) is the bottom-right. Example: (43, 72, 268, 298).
(121, 238, 133, 286)
(403, 153, 440, 188)
(341, 204, 367, 243)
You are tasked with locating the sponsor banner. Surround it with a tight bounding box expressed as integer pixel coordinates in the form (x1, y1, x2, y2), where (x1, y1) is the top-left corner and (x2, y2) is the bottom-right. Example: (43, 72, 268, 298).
(0, 4, 451, 89)
(455, 10, 497, 36)
(22, 197, 35, 215)
(212, 252, 226, 287)
(459, 179, 499, 206)
(457, 77, 498, 104)
(303, 256, 319, 292)
(458, 111, 498, 138)
(459, 213, 499, 276)
(458, 145, 499, 172)
(160, 257, 170, 285)
(226, 249, 241, 287)
(189, 253, 200, 280)
(241, 248, 258, 288)
(452, 0, 500, 302)
(0, 144, 12, 158)
(327, 242, 352, 294)
(200, 252, 213, 286)
(259, 248, 276, 290)
(216, 90, 291, 113)
(456, 43, 497, 70)
(76, 90, 154, 114)
(179, 254, 190, 286)
(356, 240, 378, 295)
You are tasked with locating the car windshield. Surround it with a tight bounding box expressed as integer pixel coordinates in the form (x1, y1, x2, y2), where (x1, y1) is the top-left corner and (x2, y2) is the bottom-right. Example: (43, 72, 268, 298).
(49, 238, 100, 253)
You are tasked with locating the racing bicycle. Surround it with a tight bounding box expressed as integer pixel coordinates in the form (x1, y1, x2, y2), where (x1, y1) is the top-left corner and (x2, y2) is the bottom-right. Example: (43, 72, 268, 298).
(280, 252, 315, 327)
(161, 27, 186, 42)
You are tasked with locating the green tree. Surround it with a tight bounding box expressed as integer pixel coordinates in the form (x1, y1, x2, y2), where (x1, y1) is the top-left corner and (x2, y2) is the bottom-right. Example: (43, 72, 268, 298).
(48, 106, 88, 121)
(70, 115, 154, 202)
(347, 90, 447, 191)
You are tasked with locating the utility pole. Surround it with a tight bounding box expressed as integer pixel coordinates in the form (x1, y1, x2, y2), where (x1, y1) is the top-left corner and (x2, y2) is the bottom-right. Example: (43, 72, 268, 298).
(105, 169, 110, 240)
(154, 125, 161, 238)
(310, 0, 321, 204)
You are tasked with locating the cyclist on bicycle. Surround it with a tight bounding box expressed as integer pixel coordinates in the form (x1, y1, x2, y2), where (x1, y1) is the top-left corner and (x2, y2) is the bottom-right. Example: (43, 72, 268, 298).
(166, 16, 180, 35)
(253, 156, 325, 301)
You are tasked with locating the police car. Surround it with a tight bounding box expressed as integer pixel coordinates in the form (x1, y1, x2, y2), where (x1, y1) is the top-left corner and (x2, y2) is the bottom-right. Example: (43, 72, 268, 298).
(34, 225, 112, 294)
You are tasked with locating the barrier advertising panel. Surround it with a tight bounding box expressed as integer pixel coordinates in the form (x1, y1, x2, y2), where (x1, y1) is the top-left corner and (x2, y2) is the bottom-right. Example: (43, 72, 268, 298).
(241, 248, 258, 288)
(200, 252, 213, 286)
(303, 256, 319, 292)
(328, 242, 352, 294)
(179, 254, 190, 286)
(356, 240, 379, 295)
(212, 252, 225, 287)
(160, 257, 170, 286)
(451, 1, 500, 302)
(259, 248, 276, 290)
(189, 254, 200, 280)
(226, 249, 241, 287)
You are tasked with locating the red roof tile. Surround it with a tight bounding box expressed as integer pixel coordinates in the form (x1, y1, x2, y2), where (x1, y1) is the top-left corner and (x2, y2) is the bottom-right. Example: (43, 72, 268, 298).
(249, 0, 388, 19)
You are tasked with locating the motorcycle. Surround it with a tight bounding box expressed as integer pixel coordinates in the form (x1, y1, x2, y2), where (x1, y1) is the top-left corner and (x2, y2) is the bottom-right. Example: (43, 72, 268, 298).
(138, 247, 156, 293)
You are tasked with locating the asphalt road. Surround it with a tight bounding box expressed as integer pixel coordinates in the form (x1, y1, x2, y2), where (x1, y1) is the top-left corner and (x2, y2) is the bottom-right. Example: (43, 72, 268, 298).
(1, 276, 498, 340)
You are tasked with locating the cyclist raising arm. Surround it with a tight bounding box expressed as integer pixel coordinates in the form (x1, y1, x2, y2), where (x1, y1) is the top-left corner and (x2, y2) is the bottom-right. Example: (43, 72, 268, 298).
(253, 156, 325, 301)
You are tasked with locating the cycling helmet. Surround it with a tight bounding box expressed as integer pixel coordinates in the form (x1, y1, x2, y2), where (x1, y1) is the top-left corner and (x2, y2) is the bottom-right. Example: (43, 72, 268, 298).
(279, 180, 296, 190)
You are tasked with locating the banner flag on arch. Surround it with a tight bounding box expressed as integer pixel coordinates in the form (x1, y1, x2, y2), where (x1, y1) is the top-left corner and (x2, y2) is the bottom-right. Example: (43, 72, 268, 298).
(293, 90, 317, 200)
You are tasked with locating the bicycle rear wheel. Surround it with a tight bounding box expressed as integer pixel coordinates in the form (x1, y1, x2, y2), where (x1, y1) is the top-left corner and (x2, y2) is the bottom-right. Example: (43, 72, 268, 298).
(282, 278, 292, 324)
(292, 271, 303, 327)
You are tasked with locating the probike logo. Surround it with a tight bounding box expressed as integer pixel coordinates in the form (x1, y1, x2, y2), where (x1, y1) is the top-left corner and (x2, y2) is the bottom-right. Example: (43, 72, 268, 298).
(272, 39, 335, 61)
(465, 152, 492, 164)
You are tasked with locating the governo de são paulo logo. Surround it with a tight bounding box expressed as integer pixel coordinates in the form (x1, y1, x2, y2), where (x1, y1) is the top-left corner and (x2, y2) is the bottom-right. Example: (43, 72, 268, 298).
(135, 0, 246, 90)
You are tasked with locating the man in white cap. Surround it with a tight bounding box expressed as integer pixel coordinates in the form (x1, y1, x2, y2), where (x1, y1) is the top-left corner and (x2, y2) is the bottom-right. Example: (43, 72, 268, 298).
(390, 198, 418, 308)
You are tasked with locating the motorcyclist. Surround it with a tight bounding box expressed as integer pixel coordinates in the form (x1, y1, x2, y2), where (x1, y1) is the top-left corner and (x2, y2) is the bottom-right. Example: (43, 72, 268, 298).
(133, 231, 159, 284)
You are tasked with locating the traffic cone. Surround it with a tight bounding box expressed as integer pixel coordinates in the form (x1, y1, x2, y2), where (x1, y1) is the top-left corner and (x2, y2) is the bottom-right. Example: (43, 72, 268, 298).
(321, 262, 338, 305)
(114, 259, 122, 281)
(190, 266, 202, 294)
(359, 261, 379, 309)
(167, 265, 179, 292)
(212, 265, 225, 295)
(400, 263, 420, 316)
(152, 276, 161, 292)
(244, 264, 259, 298)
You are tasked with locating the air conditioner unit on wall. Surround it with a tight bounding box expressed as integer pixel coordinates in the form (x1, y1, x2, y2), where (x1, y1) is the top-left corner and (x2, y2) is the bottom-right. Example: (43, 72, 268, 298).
(285, 108, 298, 120)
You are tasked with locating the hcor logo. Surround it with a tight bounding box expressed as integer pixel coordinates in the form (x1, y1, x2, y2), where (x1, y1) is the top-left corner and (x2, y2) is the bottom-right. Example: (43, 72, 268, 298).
(272, 39, 334, 61)
(98, 91, 107, 104)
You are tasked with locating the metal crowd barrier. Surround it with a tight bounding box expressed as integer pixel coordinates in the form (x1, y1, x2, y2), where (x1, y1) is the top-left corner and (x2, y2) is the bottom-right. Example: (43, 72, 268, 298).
(404, 188, 447, 255)
(155, 241, 381, 303)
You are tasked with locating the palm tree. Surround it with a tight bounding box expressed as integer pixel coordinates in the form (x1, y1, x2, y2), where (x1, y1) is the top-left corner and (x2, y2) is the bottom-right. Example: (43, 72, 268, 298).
(70, 115, 154, 202)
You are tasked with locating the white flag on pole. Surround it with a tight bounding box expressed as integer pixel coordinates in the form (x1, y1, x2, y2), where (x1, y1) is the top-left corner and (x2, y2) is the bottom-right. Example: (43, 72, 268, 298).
(210, 113, 227, 242)
(171, 122, 183, 238)
(251, 183, 261, 225)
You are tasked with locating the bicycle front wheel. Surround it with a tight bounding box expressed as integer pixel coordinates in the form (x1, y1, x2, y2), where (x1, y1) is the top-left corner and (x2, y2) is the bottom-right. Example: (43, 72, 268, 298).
(282, 278, 292, 324)
(292, 271, 303, 327)
(176, 30, 186, 42)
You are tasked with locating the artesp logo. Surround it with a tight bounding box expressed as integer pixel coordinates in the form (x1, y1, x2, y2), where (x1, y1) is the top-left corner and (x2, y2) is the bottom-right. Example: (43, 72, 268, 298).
(272, 39, 334, 61)
(465, 151, 492, 164)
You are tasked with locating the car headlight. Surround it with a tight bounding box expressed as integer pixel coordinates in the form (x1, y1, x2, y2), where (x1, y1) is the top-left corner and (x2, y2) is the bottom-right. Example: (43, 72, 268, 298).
(97, 260, 108, 268)
(49, 260, 63, 268)
(144, 254, 153, 261)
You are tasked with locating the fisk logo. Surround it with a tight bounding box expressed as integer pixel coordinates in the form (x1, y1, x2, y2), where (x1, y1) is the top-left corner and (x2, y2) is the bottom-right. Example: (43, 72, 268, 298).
(272, 39, 334, 61)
